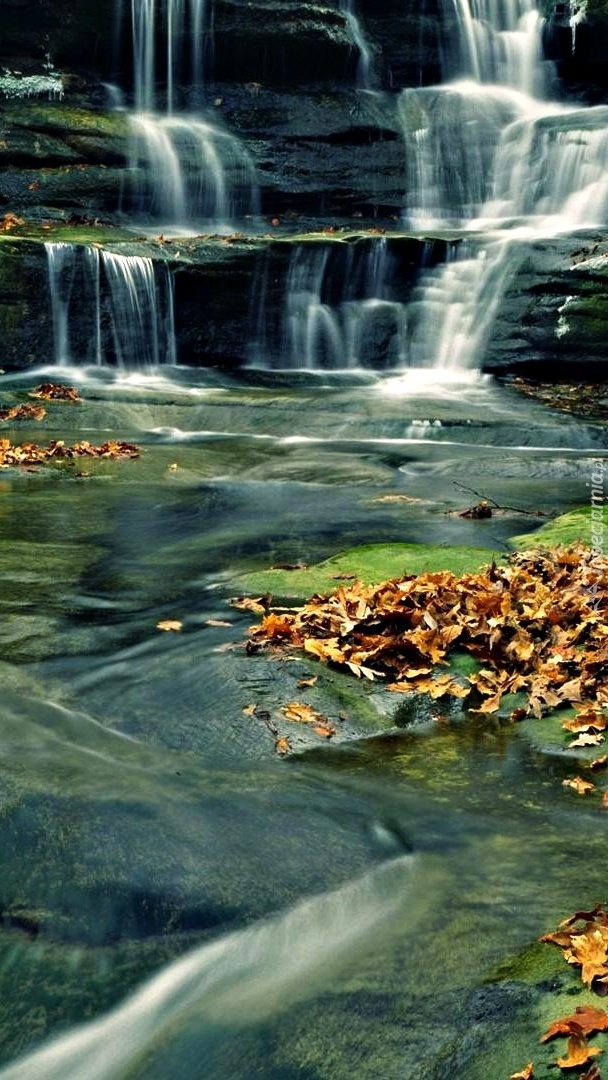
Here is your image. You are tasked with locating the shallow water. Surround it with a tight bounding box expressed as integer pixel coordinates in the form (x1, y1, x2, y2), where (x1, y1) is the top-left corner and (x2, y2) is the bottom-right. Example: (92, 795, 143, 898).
(0, 365, 606, 1078)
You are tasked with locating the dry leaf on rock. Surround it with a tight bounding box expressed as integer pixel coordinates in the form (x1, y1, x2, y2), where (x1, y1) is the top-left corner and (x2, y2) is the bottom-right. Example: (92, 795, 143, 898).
(508, 1064, 534, 1080)
(541, 1006, 608, 1042)
(555, 1031, 602, 1069)
(28, 383, 80, 402)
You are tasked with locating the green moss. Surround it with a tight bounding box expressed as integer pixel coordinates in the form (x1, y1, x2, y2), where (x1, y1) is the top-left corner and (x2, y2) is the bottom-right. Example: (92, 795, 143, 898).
(231, 503, 604, 604)
(232, 542, 499, 603)
(510, 504, 598, 549)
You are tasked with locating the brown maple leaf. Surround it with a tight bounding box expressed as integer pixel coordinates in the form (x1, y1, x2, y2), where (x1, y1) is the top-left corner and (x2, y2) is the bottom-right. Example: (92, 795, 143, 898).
(541, 1006, 608, 1042)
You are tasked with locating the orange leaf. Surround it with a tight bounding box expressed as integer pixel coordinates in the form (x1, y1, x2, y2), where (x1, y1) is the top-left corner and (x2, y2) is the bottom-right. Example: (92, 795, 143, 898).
(275, 736, 291, 756)
(541, 1006, 608, 1042)
(260, 613, 294, 639)
(563, 777, 595, 795)
(282, 701, 324, 724)
(313, 724, 335, 739)
(555, 1031, 602, 1069)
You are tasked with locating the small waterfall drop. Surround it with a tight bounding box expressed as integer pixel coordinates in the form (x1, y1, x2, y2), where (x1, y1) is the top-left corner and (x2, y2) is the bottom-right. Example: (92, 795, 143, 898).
(250, 240, 413, 370)
(125, 0, 258, 232)
(451, 0, 547, 96)
(45, 243, 176, 368)
(340, 1, 375, 89)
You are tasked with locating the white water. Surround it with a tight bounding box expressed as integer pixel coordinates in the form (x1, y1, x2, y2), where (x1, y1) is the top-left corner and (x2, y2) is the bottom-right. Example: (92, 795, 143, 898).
(392, 0, 608, 373)
(126, 0, 258, 231)
(45, 244, 176, 367)
(45, 242, 77, 366)
(256, 2, 607, 374)
(0, 854, 416, 1080)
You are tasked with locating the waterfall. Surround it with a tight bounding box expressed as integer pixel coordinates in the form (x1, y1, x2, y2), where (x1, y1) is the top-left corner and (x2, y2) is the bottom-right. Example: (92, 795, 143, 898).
(250, 240, 411, 371)
(45, 242, 78, 366)
(0, 855, 416, 1080)
(45, 244, 176, 368)
(450, 0, 547, 96)
(387, 0, 608, 373)
(125, 0, 258, 232)
(339, 1, 374, 89)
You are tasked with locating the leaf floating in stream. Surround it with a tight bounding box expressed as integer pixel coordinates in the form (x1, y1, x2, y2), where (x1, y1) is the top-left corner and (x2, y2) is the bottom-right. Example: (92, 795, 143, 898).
(541, 1005, 608, 1043)
(508, 1065, 534, 1080)
(562, 776, 596, 795)
(555, 1032, 602, 1070)
(156, 620, 183, 633)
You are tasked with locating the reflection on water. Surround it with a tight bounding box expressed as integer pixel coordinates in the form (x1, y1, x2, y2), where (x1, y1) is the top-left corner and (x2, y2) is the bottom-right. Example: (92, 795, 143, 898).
(0, 366, 606, 1077)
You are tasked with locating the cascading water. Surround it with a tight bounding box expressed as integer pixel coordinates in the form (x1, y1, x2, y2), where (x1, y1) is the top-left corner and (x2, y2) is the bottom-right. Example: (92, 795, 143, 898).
(248, 239, 428, 370)
(339, 1, 375, 90)
(255, 2, 608, 374)
(391, 0, 608, 372)
(125, 0, 259, 232)
(45, 243, 176, 368)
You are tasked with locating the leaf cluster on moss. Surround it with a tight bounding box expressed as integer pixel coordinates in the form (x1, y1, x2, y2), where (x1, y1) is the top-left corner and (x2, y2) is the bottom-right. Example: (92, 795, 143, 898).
(250, 545, 607, 720)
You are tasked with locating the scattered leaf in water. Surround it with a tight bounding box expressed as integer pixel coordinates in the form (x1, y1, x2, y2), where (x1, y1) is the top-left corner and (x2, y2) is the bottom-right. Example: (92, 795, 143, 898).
(562, 777, 595, 795)
(555, 1031, 602, 1069)
(156, 619, 183, 632)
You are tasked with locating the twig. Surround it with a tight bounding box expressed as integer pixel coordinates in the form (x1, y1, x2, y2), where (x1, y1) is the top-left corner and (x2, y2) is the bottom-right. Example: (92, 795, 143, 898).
(452, 481, 547, 517)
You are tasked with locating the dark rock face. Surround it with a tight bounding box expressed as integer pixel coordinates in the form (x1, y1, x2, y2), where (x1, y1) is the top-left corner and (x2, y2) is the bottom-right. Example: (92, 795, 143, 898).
(484, 235, 608, 377)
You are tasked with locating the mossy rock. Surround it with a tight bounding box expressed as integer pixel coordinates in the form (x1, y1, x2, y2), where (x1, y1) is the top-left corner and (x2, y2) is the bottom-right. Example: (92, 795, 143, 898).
(510, 503, 599, 549)
(231, 502, 599, 603)
(232, 542, 499, 603)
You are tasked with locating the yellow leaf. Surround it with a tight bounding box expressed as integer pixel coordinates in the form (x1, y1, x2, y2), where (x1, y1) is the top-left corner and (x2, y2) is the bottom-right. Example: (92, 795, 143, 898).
(555, 1032, 602, 1069)
(508, 1064, 534, 1080)
(562, 776, 595, 796)
(156, 619, 183, 632)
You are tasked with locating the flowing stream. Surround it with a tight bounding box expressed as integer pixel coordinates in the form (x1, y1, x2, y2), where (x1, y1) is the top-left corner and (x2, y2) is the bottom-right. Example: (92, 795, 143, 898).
(2, 2, 608, 1078)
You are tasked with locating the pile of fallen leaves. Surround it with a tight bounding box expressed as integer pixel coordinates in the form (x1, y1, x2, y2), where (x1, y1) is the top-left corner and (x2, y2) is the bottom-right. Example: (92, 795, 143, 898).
(0, 403, 46, 422)
(0, 438, 139, 467)
(0, 213, 25, 233)
(250, 545, 607, 721)
(509, 377, 608, 423)
(510, 905, 608, 1078)
(28, 383, 80, 402)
